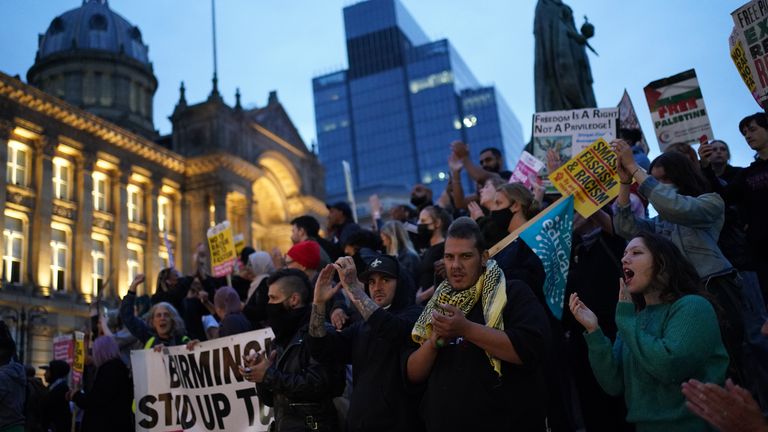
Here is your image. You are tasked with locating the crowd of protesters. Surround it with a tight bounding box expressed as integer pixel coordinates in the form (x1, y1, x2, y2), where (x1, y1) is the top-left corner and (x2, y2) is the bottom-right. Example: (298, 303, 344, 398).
(3, 112, 768, 432)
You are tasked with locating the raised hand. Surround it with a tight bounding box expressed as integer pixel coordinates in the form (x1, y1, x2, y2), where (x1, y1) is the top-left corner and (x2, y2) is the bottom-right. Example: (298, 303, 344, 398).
(611, 139, 638, 182)
(698, 143, 713, 167)
(313, 264, 341, 305)
(333, 256, 361, 291)
(448, 152, 464, 172)
(568, 293, 598, 333)
(467, 201, 484, 220)
(546, 148, 562, 173)
(451, 140, 469, 160)
(618, 278, 632, 303)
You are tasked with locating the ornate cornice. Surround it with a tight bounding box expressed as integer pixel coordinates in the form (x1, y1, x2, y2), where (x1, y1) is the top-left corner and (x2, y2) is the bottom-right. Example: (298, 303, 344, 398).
(0, 72, 185, 173)
(186, 152, 264, 182)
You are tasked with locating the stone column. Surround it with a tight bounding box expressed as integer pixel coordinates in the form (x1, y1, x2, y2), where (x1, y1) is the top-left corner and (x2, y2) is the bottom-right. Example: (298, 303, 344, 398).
(181, 190, 206, 274)
(30, 134, 55, 295)
(111, 165, 130, 298)
(0, 120, 12, 264)
(244, 189, 254, 246)
(74, 154, 95, 302)
(212, 187, 228, 226)
(172, 191, 184, 274)
(145, 180, 162, 282)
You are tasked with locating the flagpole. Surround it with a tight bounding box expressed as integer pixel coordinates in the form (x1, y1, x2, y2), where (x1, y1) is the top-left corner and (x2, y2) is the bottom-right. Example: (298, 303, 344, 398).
(488, 195, 571, 257)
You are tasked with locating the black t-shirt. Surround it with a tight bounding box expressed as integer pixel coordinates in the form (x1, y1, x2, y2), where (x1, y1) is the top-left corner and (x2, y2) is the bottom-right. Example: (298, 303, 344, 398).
(419, 280, 551, 432)
(418, 242, 445, 290)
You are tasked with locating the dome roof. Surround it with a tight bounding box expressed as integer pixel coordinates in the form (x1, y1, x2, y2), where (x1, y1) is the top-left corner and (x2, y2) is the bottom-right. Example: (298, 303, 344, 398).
(37, 0, 150, 65)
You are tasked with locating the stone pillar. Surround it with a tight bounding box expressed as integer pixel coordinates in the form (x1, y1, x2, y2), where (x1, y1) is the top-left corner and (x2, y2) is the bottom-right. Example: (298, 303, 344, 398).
(212, 187, 228, 226)
(0, 120, 12, 264)
(172, 191, 184, 274)
(181, 190, 206, 275)
(30, 134, 55, 295)
(244, 189, 254, 246)
(111, 165, 130, 298)
(74, 154, 95, 302)
(145, 180, 162, 283)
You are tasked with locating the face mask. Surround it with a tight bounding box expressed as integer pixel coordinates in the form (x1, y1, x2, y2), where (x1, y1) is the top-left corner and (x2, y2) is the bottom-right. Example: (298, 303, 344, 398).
(266, 302, 307, 345)
(410, 194, 429, 208)
(490, 208, 514, 231)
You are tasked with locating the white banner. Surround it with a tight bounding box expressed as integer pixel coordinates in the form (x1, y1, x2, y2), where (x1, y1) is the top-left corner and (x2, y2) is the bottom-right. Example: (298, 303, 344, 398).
(131, 328, 275, 432)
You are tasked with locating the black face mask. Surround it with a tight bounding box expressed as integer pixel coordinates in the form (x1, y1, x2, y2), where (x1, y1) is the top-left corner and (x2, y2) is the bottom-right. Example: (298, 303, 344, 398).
(266, 302, 307, 345)
(410, 194, 429, 208)
(490, 208, 514, 231)
(415, 223, 434, 247)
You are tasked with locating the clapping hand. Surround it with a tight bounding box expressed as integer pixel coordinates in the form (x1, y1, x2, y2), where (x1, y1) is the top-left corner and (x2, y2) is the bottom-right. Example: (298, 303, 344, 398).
(568, 293, 598, 333)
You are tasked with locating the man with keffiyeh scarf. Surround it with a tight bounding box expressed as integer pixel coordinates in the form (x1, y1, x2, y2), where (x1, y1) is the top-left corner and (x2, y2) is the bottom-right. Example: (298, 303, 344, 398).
(407, 217, 552, 432)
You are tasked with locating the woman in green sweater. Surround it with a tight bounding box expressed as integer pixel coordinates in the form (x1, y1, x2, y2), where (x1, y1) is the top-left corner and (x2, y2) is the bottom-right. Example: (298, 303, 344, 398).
(569, 231, 729, 432)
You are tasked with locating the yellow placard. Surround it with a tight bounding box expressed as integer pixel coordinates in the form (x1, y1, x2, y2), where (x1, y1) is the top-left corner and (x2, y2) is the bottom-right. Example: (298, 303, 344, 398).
(72, 331, 85, 386)
(549, 138, 620, 218)
(207, 221, 237, 277)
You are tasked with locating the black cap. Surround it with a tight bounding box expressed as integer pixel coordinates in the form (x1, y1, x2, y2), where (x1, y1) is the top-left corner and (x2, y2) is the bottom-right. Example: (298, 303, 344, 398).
(360, 254, 399, 280)
(326, 201, 353, 220)
(40, 359, 70, 379)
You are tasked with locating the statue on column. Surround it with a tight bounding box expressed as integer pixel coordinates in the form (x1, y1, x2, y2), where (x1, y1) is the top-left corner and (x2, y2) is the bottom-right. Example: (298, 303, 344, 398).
(534, 0, 597, 112)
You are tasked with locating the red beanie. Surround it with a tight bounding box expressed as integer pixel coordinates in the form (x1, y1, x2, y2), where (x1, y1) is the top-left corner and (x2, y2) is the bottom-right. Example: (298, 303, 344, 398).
(287, 241, 321, 270)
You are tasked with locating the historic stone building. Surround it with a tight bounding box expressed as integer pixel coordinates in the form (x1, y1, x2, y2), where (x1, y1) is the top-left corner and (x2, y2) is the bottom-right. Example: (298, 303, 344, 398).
(0, 0, 325, 366)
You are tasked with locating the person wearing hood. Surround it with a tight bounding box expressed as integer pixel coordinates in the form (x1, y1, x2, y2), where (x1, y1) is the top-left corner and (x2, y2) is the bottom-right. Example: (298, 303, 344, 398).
(40, 359, 71, 432)
(309, 254, 423, 432)
(240, 268, 344, 432)
(325, 201, 361, 255)
(213, 286, 253, 337)
(0, 321, 25, 432)
(242, 250, 275, 329)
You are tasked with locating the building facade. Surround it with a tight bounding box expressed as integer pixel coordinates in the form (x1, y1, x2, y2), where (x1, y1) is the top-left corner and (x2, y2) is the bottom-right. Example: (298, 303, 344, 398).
(313, 0, 524, 208)
(0, 0, 325, 367)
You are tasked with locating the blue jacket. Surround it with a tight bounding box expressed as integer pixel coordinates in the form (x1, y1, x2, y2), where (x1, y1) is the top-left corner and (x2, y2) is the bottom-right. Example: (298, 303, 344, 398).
(614, 176, 732, 279)
(0, 361, 25, 429)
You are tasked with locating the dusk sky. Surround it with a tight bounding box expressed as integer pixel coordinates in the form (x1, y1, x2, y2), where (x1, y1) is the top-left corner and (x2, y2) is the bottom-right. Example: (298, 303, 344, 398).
(1, 1, 758, 167)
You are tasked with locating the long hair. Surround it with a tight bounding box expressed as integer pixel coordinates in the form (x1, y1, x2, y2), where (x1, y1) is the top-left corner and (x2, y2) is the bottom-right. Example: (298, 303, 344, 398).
(146, 302, 186, 338)
(630, 231, 702, 309)
(91, 336, 120, 367)
(155, 267, 179, 293)
(381, 220, 416, 256)
(649, 151, 708, 197)
(496, 183, 540, 220)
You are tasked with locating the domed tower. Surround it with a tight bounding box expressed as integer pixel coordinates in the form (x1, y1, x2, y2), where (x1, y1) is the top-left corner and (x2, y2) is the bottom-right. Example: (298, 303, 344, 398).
(27, 0, 158, 138)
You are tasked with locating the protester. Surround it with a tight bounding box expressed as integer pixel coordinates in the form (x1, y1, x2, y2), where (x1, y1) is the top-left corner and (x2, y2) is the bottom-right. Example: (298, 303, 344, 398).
(467, 176, 507, 241)
(451, 141, 511, 184)
(241, 269, 344, 432)
(213, 286, 253, 337)
(612, 141, 747, 384)
(407, 217, 550, 431)
(23, 365, 47, 432)
(309, 255, 422, 431)
(242, 251, 274, 329)
(40, 360, 70, 432)
(380, 220, 421, 283)
(410, 184, 434, 213)
(682, 378, 768, 432)
(285, 240, 322, 283)
(326, 201, 361, 252)
(569, 232, 729, 431)
(151, 267, 186, 311)
(120, 274, 190, 349)
(562, 210, 631, 432)
(0, 322, 24, 432)
(68, 336, 132, 432)
(619, 128, 650, 170)
(291, 215, 337, 263)
(414, 206, 452, 304)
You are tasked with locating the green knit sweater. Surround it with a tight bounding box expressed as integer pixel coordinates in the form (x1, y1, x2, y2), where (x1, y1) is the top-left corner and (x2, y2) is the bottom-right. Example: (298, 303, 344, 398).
(584, 295, 729, 432)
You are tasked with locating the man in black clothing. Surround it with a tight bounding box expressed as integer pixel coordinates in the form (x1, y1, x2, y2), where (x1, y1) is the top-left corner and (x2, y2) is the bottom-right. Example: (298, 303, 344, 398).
(241, 269, 344, 432)
(41, 360, 71, 432)
(291, 215, 336, 264)
(309, 254, 423, 432)
(326, 202, 361, 254)
(407, 218, 550, 431)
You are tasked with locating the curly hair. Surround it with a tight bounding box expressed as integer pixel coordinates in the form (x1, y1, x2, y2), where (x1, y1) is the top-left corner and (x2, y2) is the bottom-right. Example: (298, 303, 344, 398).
(146, 302, 186, 339)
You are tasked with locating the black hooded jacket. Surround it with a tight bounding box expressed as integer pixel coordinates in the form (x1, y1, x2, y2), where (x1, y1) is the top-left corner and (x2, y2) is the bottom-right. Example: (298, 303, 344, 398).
(309, 267, 424, 432)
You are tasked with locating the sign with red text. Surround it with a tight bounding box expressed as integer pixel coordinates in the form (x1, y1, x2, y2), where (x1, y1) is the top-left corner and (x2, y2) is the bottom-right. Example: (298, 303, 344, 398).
(644, 69, 714, 151)
(131, 328, 275, 431)
(731, 1, 768, 108)
(509, 151, 545, 188)
(72, 331, 85, 386)
(549, 138, 620, 218)
(207, 221, 237, 278)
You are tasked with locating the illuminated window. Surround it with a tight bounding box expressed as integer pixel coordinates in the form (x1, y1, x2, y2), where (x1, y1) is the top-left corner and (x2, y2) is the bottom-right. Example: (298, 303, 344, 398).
(6, 140, 29, 186)
(126, 244, 143, 288)
(52, 157, 71, 200)
(91, 237, 108, 296)
(127, 184, 142, 223)
(159, 249, 170, 269)
(50, 227, 68, 291)
(158, 196, 170, 232)
(92, 172, 109, 212)
(3, 214, 24, 283)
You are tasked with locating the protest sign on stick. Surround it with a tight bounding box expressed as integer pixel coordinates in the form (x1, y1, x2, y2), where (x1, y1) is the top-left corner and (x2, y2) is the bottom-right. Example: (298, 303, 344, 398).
(207, 221, 237, 279)
(531, 108, 619, 176)
(72, 331, 85, 386)
(617, 90, 650, 154)
(548, 138, 620, 218)
(643, 69, 714, 151)
(731, 1, 768, 108)
(131, 328, 275, 432)
(509, 151, 545, 188)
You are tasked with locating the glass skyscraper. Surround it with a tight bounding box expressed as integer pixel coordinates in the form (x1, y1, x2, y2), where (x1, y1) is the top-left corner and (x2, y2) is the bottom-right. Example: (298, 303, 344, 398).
(314, 0, 524, 207)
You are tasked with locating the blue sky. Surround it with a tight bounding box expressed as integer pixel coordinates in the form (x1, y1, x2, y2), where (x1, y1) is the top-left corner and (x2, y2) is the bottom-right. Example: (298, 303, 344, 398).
(0, 0, 758, 167)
